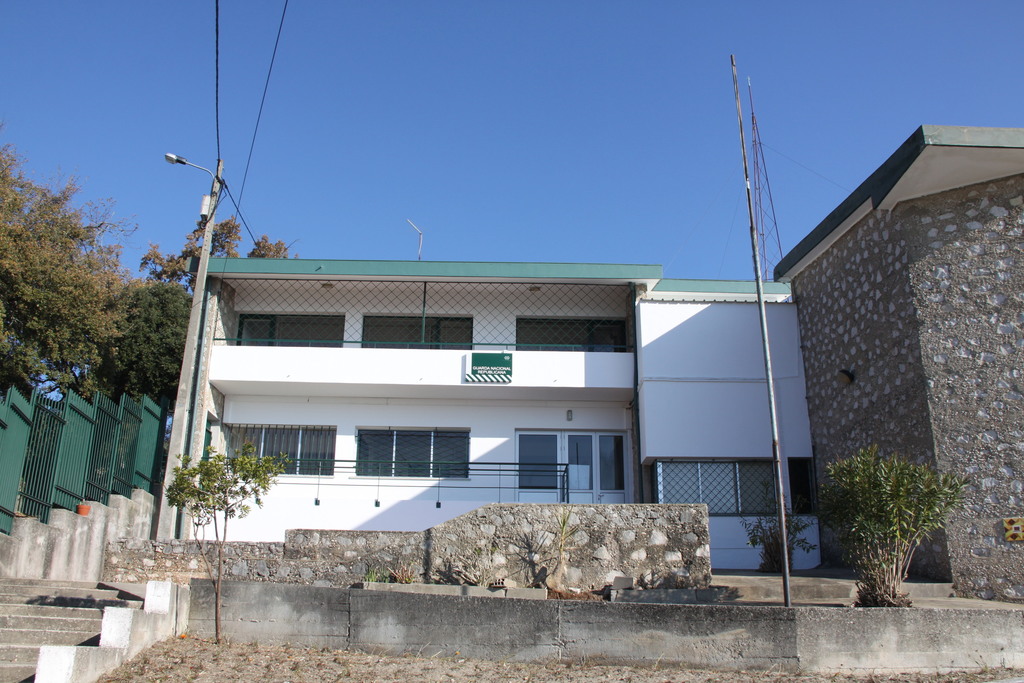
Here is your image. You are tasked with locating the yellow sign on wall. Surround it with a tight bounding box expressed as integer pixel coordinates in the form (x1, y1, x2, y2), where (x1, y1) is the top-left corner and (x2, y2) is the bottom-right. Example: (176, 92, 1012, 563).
(1005, 518, 1024, 542)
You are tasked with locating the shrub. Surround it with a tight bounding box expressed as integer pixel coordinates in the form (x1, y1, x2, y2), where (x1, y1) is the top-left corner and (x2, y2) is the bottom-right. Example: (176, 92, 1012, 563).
(741, 511, 816, 573)
(817, 445, 965, 607)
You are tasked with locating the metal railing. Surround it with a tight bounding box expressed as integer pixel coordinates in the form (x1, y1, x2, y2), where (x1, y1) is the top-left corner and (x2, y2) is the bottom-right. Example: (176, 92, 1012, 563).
(0, 386, 168, 531)
(273, 458, 572, 504)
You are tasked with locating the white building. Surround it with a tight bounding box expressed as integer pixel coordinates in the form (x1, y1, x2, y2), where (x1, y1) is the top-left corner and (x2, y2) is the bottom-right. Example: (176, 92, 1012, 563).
(174, 258, 819, 570)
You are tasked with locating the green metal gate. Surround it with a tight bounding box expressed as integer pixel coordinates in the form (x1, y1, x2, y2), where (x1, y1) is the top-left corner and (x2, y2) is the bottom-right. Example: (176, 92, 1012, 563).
(0, 386, 168, 531)
(85, 392, 121, 506)
(0, 389, 34, 534)
(18, 394, 66, 522)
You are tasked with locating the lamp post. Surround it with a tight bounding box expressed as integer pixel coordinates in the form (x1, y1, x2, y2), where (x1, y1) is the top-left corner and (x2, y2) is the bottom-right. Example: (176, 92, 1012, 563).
(156, 154, 224, 540)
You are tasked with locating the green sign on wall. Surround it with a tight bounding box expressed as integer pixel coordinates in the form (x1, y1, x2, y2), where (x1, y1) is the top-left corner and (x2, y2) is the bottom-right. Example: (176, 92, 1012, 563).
(466, 353, 513, 383)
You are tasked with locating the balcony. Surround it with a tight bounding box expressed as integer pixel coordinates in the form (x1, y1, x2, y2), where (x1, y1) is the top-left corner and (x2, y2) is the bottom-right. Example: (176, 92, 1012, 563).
(209, 346, 634, 400)
(208, 278, 636, 400)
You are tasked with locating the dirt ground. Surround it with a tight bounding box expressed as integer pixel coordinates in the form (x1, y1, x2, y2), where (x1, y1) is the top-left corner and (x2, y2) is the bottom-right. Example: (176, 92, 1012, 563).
(99, 637, 1023, 683)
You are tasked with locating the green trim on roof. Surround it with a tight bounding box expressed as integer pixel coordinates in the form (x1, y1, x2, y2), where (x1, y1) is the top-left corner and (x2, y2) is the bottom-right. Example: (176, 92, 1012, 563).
(919, 125, 1024, 148)
(774, 125, 1024, 280)
(653, 278, 790, 295)
(203, 257, 663, 282)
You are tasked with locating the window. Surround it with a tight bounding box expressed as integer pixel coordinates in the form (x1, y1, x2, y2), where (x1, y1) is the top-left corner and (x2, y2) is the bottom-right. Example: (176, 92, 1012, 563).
(237, 314, 345, 347)
(356, 429, 469, 477)
(516, 318, 628, 352)
(787, 458, 816, 513)
(655, 460, 774, 515)
(225, 424, 336, 476)
(362, 316, 472, 349)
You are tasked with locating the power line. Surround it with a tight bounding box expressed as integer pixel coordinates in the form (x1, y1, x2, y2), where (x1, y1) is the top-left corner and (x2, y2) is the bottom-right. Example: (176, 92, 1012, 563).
(220, 181, 260, 246)
(760, 141, 849, 192)
(238, 0, 290, 208)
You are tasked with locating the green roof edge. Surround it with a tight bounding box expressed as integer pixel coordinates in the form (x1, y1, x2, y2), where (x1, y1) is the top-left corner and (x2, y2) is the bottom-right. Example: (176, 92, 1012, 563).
(774, 125, 1024, 281)
(653, 278, 790, 295)
(773, 126, 927, 280)
(202, 257, 663, 281)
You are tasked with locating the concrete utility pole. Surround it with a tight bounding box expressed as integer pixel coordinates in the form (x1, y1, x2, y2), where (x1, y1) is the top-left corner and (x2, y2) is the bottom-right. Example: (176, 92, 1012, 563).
(156, 157, 224, 540)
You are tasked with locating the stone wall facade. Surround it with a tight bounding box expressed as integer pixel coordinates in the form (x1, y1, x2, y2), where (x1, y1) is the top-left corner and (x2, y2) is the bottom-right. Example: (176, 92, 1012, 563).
(104, 503, 711, 591)
(791, 173, 1024, 599)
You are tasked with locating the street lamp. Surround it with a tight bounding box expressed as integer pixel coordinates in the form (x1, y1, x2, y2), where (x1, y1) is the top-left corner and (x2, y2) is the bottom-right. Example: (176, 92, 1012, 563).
(157, 154, 224, 540)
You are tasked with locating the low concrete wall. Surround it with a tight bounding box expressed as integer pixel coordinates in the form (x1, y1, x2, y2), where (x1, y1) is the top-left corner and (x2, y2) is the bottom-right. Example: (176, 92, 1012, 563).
(188, 580, 1024, 672)
(0, 489, 153, 583)
(105, 504, 712, 590)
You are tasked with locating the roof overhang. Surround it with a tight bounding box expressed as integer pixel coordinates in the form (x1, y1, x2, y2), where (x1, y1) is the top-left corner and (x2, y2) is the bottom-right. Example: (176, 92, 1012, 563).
(647, 278, 791, 303)
(197, 258, 663, 288)
(775, 125, 1024, 282)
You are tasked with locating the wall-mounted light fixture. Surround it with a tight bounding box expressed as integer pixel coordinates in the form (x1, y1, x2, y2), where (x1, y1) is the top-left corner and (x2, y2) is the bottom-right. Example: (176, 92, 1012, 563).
(566, 410, 573, 422)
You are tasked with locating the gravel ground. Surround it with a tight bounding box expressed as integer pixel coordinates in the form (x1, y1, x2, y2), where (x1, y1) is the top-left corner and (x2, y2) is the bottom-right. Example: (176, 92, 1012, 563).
(99, 637, 1024, 683)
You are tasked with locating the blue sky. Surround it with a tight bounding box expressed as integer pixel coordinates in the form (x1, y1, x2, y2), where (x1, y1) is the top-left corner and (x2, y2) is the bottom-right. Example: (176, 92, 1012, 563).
(2, 2, 1022, 281)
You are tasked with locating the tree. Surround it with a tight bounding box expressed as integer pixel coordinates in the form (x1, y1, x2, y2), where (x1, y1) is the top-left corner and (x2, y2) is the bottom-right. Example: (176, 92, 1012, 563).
(817, 445, 965, 607)
(248, 234, 291, 258)
(141, 219, 292, 291)
(98, 282, 191, 400)
(165, 445, 286, 643)
(140, 217, 242, 291)
(0, 143, 129, 396)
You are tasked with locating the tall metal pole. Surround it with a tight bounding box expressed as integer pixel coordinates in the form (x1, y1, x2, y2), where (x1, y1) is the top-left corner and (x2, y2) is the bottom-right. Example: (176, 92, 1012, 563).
(156, 159, 224, 540)
(730, 56, 792, 606)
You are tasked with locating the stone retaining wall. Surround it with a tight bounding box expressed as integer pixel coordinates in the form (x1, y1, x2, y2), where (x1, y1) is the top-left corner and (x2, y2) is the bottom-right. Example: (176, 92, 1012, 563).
(104, 503, 711, 590)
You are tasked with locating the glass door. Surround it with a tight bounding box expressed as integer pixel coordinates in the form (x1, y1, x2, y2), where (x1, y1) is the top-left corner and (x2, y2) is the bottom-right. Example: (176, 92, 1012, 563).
(567, 434, 595, 502)
(596, 434, 626, 503)
(516, 432, 561, 502)
(516, 432, 627, 503)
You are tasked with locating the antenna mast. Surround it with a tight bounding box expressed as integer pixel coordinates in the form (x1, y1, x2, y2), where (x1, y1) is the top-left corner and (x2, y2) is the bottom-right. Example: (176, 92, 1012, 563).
(731, 55, 792, 607)
(747, 79, 785, 277)
(405, 220, 421, 260)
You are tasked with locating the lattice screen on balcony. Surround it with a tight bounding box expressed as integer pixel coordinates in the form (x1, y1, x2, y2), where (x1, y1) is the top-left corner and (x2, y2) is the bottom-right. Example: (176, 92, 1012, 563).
(212, 279, 634, 351)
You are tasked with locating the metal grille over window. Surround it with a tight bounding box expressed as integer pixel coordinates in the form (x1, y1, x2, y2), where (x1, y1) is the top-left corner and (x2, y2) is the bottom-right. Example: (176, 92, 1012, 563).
(655, 460, 775, 515)
(356, 429, 469, 478)
(213, 279, 633, 351)
(225, 424, 336, 476)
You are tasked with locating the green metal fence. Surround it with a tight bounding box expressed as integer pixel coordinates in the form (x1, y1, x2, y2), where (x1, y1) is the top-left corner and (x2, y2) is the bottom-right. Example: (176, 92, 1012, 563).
(0, 389, 34, 534)
(0, 386, 168, 530)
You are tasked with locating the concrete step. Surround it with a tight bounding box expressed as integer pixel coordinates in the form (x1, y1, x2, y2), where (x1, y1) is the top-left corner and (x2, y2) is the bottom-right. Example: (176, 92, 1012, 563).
(0, 628, 98, 647)
(0, 591, 138, 610)
(0, 578, 104, 591)
(0, 660, 36, 683)
(0, 645, 42, 665)
(0, 604, 102, 620)
(0, 584, 122, 600)
(710, 571, 954, 601)
(0, 614, 102, 632)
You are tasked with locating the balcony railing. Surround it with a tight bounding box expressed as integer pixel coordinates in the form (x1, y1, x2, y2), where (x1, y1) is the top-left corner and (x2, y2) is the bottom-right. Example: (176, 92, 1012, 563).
(271, 458, 572, 504)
